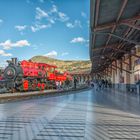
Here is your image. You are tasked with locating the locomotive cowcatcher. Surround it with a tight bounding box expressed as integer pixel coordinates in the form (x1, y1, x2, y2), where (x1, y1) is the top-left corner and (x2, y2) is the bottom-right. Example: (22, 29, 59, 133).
(0, 58, 71, 92)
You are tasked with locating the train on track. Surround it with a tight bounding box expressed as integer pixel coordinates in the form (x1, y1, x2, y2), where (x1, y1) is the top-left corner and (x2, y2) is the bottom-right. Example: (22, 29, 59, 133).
(0, 58, 72, 92)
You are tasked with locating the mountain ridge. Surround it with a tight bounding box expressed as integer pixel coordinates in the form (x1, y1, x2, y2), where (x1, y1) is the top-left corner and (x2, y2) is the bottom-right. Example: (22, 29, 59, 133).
(30, 56, 91, 73)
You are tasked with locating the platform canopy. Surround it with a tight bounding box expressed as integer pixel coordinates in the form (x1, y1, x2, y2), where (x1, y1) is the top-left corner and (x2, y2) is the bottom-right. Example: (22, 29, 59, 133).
(90, 0, 140, 73)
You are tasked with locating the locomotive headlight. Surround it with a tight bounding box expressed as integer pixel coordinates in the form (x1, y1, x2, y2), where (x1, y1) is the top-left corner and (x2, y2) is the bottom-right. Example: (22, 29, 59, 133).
(4, 67, 16, 79)
(7, 69, 15, 76)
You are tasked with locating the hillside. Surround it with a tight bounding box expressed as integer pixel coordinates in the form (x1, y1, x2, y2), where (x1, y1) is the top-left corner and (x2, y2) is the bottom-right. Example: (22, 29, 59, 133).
(30, 56, 91, 73)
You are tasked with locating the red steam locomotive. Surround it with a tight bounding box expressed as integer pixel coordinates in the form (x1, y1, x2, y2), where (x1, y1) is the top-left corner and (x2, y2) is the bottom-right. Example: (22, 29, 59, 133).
(0, 58, 72, 92)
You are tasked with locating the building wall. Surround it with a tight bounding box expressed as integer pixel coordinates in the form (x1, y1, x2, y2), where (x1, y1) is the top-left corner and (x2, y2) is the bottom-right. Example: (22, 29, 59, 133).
(110, 47, 140, 93)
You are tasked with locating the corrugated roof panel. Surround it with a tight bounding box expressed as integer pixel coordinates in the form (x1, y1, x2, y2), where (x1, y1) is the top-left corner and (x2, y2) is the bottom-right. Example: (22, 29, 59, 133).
(95, 34, 108, 47)
(90, 0, 96, 27)
(90, 0, 140, 72)
(98, 0, 122, 25)
(108, 25, 128, 44)
(121, 0, 140, 20)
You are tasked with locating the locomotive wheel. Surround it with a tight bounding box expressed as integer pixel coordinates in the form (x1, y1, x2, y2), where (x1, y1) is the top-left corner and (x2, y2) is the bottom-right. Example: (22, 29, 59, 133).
(32, 79, 38, 91)
(31, 83, 36, 91)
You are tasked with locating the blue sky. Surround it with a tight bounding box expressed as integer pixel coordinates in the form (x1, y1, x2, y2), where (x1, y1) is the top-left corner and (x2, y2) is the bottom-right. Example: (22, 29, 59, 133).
(0, 0, 89, 66)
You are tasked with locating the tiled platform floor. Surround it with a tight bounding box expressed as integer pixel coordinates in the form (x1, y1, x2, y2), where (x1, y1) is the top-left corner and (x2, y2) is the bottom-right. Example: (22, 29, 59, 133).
(0, 88, 140, 139)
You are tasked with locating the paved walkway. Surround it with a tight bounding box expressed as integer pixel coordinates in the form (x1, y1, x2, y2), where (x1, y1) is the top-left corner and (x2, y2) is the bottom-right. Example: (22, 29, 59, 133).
(0, 88, 140, 139)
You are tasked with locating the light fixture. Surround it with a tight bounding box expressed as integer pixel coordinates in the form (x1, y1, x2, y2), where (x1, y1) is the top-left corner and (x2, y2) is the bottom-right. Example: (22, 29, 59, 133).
(101, 56, 105, 59)
(131, 48, 136, 54)
(125, 53, 129, 59)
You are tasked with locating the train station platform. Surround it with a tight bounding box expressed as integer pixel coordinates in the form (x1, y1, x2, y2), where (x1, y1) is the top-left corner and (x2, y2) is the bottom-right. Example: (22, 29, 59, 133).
(0, 84, 87, 103)
(0, 88, 140, 140)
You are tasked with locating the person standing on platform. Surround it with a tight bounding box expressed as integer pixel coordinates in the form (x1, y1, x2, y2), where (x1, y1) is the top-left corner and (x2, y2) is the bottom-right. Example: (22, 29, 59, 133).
(55, 81, 59, 90)
(101, 79, 105, 89)
(90, 80, 94, 88)
(74, 77, 78, 89)
(105, 79, 108, 88)
(94, 79, 99, 91)
(65, 78, 70, 90)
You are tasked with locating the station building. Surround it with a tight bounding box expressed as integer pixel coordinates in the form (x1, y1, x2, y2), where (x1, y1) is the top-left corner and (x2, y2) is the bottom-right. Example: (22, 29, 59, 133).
(90, 0, 140, 92)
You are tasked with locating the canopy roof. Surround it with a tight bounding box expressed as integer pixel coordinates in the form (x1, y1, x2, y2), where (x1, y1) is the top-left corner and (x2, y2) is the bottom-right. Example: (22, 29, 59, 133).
(90, 0, 140, 73)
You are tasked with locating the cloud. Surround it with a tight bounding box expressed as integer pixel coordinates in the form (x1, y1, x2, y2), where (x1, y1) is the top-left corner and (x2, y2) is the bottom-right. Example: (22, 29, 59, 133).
(34, 5, 69, 31)
(66, 23, 74, 28)
(66, 20, 82, 28)
(44, 50, 57, 58)
(15, 25, 27, 31)
(35, 6, 57, 21)
(0, 40, 30, 50)
(48, 18, 55, 24)
(74, 20, 82, 28)
(0, 61, 8, 67)
(61, 52, 69, 56)
(50, 5, 58, 13)
(81, 12, 87, 18)
(36, 7, 49, 20)
(70, 37, 86, 44)
(58, 12, 69, 22)
(0, 50, 12, 57)
(31, 24, 51, 32)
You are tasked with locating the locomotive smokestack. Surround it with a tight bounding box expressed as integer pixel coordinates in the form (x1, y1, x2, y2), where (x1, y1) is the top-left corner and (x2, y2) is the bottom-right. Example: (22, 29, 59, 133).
(11, 58, 18, 65)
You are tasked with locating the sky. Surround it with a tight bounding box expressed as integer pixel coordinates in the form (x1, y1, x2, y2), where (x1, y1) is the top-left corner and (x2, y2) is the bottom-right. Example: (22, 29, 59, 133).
(0, 0, 90, 66)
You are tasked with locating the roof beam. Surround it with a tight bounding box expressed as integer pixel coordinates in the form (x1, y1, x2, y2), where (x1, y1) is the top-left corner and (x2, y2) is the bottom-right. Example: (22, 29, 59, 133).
(94, 0, 100, 27)
(108, 65, 117, 71)
(90, 0, 140, 73)
(122, 61, 129, 65)
(91, 0, 101, 58)
(94, 15, 140, 31)
(112, 64, 131, 74)
(92, 49, 140, 61)
(112, 20, 137, 59)
(93, 32, 140, 45)
(92, 43, 118, 51)
(105, 0, 128, 46)
(101, 0, 128, 56)
(121, 22, 140, 30)
(117, 0, 128, 21)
